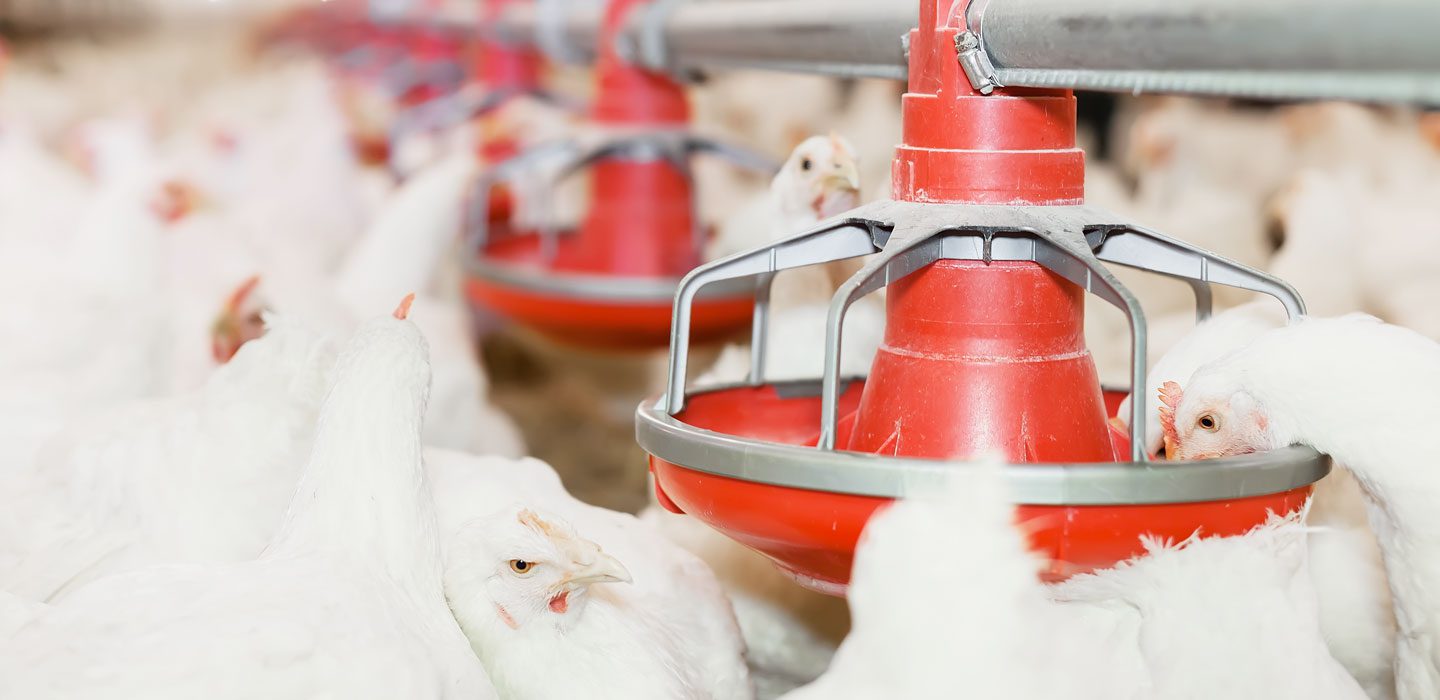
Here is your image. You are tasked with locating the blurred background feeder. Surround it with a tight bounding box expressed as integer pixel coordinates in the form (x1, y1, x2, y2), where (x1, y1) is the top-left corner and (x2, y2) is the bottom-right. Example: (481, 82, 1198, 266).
(463, 0, 775, 350)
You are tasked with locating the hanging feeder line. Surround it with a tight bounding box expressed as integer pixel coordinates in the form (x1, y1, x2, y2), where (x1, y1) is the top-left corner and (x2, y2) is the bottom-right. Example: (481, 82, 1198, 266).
(490, 0, 1440, 105)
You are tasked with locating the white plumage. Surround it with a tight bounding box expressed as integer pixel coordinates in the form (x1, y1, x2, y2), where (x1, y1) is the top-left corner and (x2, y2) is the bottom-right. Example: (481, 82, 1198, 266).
(0, 119, 173, 470)
(0, 315, 333, 602)
(227, 151, 524, 457)
(789, 457, 1366, 700)
(1167, 315, 1440, 698)
(1127, 310, 1397, 697)
(783, 459, 1103, 700)
(0, 309, 496, 699)
(700, 133, 880, 386)
(430, 449, 752, 700)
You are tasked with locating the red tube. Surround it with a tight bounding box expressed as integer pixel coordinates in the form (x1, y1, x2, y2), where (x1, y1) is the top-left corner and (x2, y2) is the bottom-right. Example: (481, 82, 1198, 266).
(849, 0, 1106, 463)
(572, 0, 696, 278)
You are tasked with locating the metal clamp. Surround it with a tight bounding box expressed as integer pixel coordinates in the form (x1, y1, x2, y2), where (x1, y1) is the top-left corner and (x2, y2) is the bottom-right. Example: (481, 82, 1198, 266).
(955, 31, 1002, 95)
(632, 0, 691, 76)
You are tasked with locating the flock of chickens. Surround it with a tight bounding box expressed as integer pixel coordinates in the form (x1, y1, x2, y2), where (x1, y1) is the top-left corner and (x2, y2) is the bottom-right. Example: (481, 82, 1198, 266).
(2, 9, 1440, 700)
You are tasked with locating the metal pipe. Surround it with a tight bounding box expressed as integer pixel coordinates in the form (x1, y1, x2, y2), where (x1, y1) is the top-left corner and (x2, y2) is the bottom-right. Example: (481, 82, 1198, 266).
(616, 0, 914, 80)
(978, 0, 1440, 104)
(488, 0, 603, 63)
(490, 0, 1440, 104)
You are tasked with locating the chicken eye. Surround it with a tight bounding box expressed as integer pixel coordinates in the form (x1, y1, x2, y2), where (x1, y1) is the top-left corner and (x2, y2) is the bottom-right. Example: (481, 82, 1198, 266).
(800, 158, 813, 171)
(1197, 414, 1221, 432)
(509, 559, 536, 575)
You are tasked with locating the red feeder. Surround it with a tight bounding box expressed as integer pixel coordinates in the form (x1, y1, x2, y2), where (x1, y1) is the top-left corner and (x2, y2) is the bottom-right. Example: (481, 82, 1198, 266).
(638, 0, 1326, 594)
(463, 0, 775, 349)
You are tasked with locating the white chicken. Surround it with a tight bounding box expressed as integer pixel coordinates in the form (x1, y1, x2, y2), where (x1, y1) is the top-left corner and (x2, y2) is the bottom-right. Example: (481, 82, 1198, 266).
(1165, 314, 1440, 699)
(212, 151, 524, 457)
(430, 449, 752, 700)
(188, 59, 371, 277)
(0, 314, 333, 602)
(1123, 308, 1396, 699)
(1355, 178, 1440, 342)
(0, 121, 89, 246)
(701, 133, 881, 385)
(1124, 97, 1296, 208)
(787, 457, 1366, 700)
(1265, 168, 1369, 318)
(1118, 302, 1281, 456)
(0, 302, 496, 699)
(0, 118, 173, 469)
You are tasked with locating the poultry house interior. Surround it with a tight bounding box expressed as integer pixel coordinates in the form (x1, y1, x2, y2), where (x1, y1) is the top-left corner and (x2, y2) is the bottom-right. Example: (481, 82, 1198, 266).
(0, 0, 1438, 698)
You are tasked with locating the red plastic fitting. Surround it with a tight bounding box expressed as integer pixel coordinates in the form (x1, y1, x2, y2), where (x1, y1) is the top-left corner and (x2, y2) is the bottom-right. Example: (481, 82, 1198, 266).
(847, 260, 1114, 462)
(849, 0, 1107, 463)
(475, 0, 545, 218)
(477, 0, 544, 93)
(573, 0, 696, 279)
(893, 0, 1084, 205)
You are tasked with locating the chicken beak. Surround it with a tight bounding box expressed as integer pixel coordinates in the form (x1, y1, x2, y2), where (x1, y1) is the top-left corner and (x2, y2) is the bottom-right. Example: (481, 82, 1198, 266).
(562, 552, 632, 589)
(1162, 434, 1179, 460)
(824, 157, 861, 194)
(210, 276, 263, 363)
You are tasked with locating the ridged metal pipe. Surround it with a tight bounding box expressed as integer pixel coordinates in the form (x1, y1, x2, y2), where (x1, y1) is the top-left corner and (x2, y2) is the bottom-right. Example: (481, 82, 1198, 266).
(490, 0, 1440, 103)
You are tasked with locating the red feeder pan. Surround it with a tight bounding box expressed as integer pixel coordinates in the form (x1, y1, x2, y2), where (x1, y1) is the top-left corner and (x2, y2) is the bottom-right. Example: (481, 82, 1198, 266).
(640, 382, 1325, 593)
(466, 229, 754, 349)
(463, 0, 773, 349)
(638, 0, 1323, 595)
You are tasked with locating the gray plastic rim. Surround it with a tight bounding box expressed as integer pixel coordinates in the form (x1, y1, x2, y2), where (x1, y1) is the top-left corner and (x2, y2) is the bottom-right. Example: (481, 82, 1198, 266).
(636, 380, 1331, 506)
(466, 256, 754, 303)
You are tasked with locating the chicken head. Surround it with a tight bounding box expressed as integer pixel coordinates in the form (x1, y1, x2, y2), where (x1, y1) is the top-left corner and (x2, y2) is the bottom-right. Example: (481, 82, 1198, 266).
(445, 506, 631, 635)
(210, 275, 267, 363)
(775, 132, 861, 221)
(1162, 375, 1279, 461)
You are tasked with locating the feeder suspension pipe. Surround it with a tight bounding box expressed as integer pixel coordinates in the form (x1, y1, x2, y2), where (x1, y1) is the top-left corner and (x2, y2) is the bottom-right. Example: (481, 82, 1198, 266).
(491, 0, 1440, 104)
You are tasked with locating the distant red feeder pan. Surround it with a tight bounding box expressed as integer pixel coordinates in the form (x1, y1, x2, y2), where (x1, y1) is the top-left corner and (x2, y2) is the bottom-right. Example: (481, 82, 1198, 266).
(638, 380, 1327, 594)
(465, 225, 754, 349)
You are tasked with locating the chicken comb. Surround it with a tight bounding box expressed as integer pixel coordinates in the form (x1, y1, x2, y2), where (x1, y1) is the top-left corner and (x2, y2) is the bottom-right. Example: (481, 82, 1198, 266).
(393, 293, 416, 320)
(517, 508, 562, 538)
(226, 275, 262, 314)
(517, 508, 591, 562)
(1156, 380, 1184, 446)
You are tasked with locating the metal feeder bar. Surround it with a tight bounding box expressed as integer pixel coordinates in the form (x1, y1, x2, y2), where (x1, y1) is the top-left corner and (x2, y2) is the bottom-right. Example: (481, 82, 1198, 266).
(492, 0, 1440, 104)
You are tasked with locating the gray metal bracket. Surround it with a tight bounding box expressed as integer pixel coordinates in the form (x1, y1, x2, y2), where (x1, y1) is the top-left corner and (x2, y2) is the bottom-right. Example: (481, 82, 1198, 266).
(659, 200, 1307, 465)
(1085, 225, 1307, 319)
(463, 131, 778, 267)
(662, 202, 895, 415)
